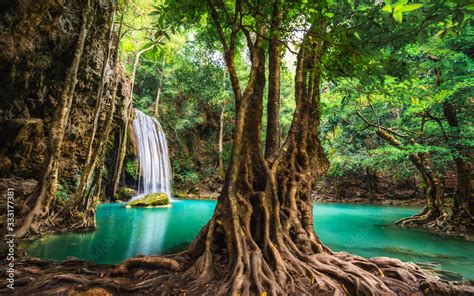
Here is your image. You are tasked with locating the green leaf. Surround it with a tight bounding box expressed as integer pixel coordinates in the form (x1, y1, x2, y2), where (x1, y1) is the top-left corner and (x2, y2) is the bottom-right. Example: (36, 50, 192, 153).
(466, 4, 474, 10)
(382, 4, 392, 13)
(393, 11, 403, 23)
(354, 32, 361, 40)
(398, 4, 423, 13)
(417, 30, 427, 43)
(393, 0, 408, 12)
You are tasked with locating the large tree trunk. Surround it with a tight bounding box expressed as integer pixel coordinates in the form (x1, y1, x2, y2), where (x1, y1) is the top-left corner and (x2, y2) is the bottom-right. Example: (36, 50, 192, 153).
(15, 2, 93, 238)
(443, 101, 473, 227)
(175, 27, 335, 295)
(264, 0, 282, 159)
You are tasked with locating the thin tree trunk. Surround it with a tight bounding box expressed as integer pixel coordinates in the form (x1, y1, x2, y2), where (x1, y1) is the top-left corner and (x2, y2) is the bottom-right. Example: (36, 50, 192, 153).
(218, 103, 226, 180)
(15, 2, 93, 238)
(218, 70, 226, 180)
(111, 42, 154, 195)
(154, 58, 165, 116)
(443, 101, 473, 225)
(265, 0, 282, 159)
(366, 167, 377, 201)
(76, 16, 124, 220)
(355, 110, 449, 226)
(73, 4, 116, 207)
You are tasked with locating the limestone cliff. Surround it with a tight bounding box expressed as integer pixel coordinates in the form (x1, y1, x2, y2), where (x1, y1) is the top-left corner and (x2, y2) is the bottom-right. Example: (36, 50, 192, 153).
(0, 0, 129, 235)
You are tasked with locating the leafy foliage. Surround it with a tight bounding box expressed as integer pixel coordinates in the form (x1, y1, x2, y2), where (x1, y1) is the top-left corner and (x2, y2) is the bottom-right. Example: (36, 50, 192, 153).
(117, 0, 472, 193)
(125, 159, 139, 181)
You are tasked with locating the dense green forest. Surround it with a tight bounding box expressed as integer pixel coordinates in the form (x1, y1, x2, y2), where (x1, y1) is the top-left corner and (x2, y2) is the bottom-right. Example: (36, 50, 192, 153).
(0, 0, 472, 295)
(119, 0, 473, 233)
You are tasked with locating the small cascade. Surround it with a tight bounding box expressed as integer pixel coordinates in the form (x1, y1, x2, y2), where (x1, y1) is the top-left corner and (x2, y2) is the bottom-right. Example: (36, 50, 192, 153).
(130, 109, 172, 201)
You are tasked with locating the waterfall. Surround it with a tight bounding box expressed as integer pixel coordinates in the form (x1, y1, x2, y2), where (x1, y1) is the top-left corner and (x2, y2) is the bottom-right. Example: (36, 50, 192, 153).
(130, 109, 172, 201)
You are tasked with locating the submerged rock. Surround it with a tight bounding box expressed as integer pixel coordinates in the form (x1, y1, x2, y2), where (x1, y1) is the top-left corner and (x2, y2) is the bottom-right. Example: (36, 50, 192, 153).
(127, 193, 170, 207)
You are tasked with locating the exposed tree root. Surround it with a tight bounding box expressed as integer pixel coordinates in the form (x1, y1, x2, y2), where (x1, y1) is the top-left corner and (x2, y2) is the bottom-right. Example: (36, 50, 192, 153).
(6, 252, 474, 295)
(395, 206, 435, 227)
(114, 255, 184, 274)
(395, 206, 472, 239)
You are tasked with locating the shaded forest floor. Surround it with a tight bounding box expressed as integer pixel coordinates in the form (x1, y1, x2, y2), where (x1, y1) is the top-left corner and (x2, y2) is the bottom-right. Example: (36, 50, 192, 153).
(172, 175, 426, 206)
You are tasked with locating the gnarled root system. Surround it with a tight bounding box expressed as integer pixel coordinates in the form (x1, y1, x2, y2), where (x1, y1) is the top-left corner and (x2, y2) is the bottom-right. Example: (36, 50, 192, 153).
(6, 251, 473, 295)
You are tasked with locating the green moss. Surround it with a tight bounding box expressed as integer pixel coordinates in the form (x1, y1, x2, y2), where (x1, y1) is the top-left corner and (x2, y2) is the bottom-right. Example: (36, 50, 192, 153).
(114, 187, 136, 201)
(56, 183, 70, 202)
(127, 192, 170, 207)
(125, 159, 139, 181)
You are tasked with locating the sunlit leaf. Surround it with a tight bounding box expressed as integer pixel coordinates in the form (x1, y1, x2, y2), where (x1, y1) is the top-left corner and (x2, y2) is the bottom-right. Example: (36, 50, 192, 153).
(393, 0, 408, 12)
(399, 4, 423, 13)
(393, 11, 403, 23)
(382, 4, 392, 13)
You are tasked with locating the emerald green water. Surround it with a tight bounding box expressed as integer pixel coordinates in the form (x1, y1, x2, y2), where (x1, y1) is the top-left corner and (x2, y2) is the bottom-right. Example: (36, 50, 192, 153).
(26, 201, 474, 280)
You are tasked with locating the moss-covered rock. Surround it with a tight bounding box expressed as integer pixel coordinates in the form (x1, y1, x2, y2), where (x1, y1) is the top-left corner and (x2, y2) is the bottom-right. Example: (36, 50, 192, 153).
(126, 193, 170, 207)
(112, 187, 137, 202)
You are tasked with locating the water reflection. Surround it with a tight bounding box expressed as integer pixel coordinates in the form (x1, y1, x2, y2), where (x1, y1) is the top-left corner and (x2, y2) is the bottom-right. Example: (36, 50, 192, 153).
(26, 201, 474, 280)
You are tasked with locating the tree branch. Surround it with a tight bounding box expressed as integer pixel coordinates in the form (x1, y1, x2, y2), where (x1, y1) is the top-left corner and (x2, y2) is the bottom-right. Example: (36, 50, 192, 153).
(355, 110, 408, 138)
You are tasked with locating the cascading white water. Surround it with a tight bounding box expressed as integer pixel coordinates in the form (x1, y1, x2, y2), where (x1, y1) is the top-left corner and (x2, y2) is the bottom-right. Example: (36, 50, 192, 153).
(130, 109, 172, 201)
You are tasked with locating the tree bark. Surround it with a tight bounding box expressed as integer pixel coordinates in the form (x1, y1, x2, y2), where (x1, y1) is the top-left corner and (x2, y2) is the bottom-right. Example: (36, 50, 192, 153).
(73, 4, 116, 208)
(218, 70, 227, 180)
(374, 129, 450, 228)
(265, 0, 282, 159)
(218, 104, 226, 181)
(443, 101, 473, 226)
(15, 2, 93, 238)
(154, 57, 165, 116)
(366, 167, 377, 201)
(354, 109, 450, 227)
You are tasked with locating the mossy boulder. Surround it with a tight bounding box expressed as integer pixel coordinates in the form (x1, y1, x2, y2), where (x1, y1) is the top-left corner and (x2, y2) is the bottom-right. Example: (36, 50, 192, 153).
(112, 187, 137, 201)
(126, 193, 170, 207)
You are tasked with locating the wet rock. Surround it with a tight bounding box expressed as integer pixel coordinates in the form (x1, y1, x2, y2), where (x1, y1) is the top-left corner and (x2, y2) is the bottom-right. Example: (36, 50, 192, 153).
(0, 118, 45, 177)
(113, 187, 136, 201)
(127, 193, 170, 207)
